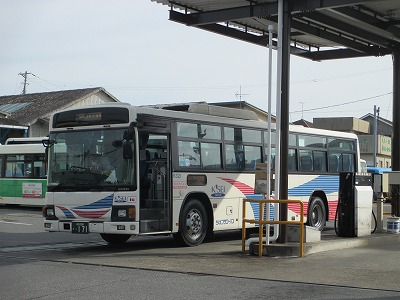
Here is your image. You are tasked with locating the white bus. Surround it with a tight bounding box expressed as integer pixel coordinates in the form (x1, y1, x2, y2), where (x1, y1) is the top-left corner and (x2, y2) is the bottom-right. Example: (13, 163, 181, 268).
(0, 144, 47, 206)
(43, 103, 360, 246)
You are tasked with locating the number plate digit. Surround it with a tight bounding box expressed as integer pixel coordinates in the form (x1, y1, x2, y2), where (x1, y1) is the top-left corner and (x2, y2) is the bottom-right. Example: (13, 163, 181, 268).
(72, 222, 89, 234)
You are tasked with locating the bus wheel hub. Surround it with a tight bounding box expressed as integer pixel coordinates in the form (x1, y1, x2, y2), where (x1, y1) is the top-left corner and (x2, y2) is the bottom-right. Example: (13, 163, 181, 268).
(186, 210, 202, 237)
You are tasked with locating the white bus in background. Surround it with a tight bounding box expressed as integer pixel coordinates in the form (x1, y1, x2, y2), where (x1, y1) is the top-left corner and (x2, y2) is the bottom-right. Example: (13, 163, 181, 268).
(43, 103, 361, 246)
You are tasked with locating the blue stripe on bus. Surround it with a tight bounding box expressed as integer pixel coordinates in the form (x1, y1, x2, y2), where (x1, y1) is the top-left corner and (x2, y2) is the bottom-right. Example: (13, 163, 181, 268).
(245, 175, 339, 219)
(74, 194, 114, 210)
(288, 175, 339, 196)
(245, 195, 275, 221)
(58, 207, 75, 219)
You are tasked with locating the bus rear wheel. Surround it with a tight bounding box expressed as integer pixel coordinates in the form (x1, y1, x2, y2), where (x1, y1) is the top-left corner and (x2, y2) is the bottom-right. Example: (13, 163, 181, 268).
(174, 199, 208, 247)
(307, 197, 326, 231)
(100, 233, 131, 244)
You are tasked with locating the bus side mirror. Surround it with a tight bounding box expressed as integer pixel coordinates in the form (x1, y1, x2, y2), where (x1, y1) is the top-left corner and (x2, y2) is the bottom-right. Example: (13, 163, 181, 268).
(123, 141, 133, 159)
(123, 122, 136, 140)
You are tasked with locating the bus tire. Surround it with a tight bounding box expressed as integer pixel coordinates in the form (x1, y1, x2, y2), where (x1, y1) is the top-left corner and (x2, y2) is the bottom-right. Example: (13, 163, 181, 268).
(174, 199, 208, 247)
(100, 233, 131, 244)
(307, 197, 326, 231)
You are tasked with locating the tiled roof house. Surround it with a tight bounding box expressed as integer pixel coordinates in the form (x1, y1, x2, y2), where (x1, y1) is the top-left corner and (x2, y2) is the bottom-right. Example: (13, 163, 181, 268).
(0, 87, 119, 143)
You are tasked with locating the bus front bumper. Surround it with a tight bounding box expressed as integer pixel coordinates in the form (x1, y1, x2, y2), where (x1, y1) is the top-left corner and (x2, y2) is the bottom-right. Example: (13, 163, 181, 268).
(44, 220, 140, 235)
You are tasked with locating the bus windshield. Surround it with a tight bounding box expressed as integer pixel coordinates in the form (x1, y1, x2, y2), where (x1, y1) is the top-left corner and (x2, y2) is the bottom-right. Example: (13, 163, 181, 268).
(47, 128, 135, 191)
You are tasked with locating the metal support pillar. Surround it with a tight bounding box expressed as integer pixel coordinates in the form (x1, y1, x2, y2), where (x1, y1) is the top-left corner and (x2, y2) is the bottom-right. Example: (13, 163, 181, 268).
(376, 193, 384, 233)
(277, 0, 291, 243)
(392, 185, 400, 217)
(393, 52, 400, 171)
(392, 52, 400, 216)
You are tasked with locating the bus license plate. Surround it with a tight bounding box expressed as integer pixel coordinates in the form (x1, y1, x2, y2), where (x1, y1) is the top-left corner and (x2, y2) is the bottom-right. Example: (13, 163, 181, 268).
(72, 222, 89, 234)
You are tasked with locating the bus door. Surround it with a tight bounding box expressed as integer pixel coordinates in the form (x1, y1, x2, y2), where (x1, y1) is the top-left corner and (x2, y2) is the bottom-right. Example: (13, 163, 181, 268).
(138, 132, 170, 233)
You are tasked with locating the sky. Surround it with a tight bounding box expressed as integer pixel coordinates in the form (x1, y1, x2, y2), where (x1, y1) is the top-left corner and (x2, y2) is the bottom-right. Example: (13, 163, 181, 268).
(0, 0, 394, 122)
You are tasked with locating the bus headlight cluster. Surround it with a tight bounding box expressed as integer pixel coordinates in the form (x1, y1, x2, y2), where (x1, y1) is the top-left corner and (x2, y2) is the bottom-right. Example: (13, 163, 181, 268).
(112, 206, 135, 221)
(47, 208, 55, 217)
(43, 206, 57, 220)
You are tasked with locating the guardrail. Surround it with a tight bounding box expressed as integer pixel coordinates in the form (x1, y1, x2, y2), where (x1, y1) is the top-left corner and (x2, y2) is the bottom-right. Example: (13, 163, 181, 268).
(242, 199, 305, 257)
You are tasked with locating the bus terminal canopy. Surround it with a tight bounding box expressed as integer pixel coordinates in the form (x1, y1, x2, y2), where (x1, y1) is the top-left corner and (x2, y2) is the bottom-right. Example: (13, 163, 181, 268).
(153, 0, 400, 226)
(153, 0, 400, 61)
(152, 0, 400, 175)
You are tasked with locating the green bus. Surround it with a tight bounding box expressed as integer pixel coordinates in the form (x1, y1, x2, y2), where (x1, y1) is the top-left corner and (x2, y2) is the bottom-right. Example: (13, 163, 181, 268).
(0, 143, 47, 206)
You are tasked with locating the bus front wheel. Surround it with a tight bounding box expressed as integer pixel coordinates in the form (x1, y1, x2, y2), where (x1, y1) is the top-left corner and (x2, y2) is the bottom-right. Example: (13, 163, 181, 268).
(100, 233, 131, 244)
(307, 197, 326, 231)
(174, 199, 208, 247)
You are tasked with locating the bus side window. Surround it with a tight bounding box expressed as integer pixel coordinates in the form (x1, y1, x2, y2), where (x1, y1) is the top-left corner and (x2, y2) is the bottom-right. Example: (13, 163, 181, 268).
(201, 143, 221, 170)
(235, 151, 244, 169)
(329, 155, 339, 173)
(300, 154, 313, 172)
(342, 153, 354, 172)
(314, 156, 322, 171)
(314, 151, 326, 172)
(244, 146, 261, 170)
(6, 162, 15, 177)
(288, 149, 297, 172)
(233, 144, 245, 170)
(225, 144, 240, 169)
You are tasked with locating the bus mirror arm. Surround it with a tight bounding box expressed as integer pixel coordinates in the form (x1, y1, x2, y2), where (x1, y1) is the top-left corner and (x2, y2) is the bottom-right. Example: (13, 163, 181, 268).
(112, 140, 123, 148)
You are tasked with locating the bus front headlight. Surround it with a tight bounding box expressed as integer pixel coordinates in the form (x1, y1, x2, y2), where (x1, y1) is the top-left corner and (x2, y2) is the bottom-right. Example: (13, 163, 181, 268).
(43, 205, 57, 220)
(118, 209, 127, 218)
(47, 208, 55, 217)
(112, 206, 135, 221)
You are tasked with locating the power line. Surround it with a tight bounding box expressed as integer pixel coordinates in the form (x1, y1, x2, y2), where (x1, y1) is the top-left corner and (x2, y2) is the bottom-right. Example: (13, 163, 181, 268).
(24, 66, 392, 93)
(290, 92, 392, 114)
(291, 67, 391, 85)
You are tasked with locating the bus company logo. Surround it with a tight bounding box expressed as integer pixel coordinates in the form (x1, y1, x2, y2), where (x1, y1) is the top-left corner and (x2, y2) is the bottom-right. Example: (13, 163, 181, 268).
(211, 184, 226, 197)
(114, 195, 136, 203)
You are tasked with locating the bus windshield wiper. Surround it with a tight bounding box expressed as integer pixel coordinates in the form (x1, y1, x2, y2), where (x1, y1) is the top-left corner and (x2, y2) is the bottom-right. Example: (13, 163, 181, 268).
(50, 178, 76, 191)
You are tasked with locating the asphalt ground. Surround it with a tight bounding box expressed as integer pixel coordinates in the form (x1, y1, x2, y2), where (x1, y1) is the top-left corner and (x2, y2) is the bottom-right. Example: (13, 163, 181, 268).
(13, 223, 398, 293)
(2, 206, 400, 294)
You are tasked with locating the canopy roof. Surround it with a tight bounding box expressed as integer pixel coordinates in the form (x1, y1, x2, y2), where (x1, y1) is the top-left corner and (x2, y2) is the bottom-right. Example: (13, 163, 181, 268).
(153, 0, 400, 60)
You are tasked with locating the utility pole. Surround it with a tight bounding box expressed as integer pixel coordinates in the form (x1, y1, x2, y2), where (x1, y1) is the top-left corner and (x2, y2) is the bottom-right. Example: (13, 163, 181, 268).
(18, 71, 34, 94)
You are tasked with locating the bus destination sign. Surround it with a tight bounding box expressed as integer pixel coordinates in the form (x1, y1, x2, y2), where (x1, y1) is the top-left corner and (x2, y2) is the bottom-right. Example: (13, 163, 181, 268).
(76, 112, 102, 122)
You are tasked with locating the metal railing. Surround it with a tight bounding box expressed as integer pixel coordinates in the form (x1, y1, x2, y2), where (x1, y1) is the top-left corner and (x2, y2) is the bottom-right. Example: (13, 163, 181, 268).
(242, 199, 305, 257)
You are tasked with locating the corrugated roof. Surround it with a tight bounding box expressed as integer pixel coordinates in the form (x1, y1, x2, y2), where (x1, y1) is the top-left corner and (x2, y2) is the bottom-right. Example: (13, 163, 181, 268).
(152, 0, 400, 60)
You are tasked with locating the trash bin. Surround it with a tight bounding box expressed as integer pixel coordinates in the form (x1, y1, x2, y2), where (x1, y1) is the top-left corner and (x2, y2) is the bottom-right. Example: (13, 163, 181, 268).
(387, 217, 400, 234)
